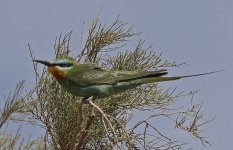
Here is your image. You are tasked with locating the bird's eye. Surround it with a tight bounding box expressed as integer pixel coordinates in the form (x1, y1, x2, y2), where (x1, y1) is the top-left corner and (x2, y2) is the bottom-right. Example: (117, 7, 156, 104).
(56, 63, 73, 68)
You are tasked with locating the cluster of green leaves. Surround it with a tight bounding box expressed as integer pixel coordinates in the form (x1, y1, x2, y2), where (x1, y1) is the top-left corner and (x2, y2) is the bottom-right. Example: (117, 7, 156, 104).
(0, 17, 211, 150)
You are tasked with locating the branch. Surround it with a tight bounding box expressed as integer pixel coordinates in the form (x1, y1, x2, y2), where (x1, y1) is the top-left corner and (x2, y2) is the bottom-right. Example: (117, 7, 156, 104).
(88, 100, 118, 144)
(0, 81, 25, 129)
(76, 105, 95, 150)
(69, 101, 84, 150)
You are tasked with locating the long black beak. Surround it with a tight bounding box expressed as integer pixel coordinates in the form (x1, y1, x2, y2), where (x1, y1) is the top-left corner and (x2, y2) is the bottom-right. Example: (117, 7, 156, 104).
(32, 60, 53, 66)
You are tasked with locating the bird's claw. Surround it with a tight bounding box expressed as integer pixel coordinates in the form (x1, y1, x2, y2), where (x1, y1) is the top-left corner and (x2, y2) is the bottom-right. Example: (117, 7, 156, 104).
(82, 96, 94, 104)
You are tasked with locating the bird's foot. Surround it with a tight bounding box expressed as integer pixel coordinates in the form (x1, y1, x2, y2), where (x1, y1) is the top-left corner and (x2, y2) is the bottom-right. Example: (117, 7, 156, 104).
(82, 96, 94, 104)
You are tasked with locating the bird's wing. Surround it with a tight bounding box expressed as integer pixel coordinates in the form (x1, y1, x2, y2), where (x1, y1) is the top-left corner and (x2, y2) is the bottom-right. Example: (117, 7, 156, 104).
(113, 69, 168, 83)
(67, 64, 168, 86)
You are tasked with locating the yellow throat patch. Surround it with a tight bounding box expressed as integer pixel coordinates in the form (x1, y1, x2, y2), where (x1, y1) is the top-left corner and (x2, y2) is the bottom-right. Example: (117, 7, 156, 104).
(48, 66, 66, 82)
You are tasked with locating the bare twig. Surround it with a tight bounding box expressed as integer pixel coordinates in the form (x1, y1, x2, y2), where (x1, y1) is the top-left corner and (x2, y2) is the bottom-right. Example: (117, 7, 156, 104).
(76, 97, 96, 149)
(88, 100, 118, 144)
(69, 101, 84, 150)
(76, 106, 95, 150)
(101, 116, 114, 149)
(106, 114, 133, 149)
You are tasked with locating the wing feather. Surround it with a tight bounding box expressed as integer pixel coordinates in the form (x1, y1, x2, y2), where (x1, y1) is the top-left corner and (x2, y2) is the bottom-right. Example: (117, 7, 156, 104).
(67, 64, 167, 86)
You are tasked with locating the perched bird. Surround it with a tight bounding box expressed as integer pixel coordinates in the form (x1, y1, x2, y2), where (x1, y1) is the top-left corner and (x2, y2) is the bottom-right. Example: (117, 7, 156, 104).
(33, 57, 221, 102)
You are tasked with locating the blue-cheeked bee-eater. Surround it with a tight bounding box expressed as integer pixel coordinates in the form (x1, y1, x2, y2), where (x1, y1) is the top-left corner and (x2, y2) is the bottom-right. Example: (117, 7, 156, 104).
(33, 57, 222, 102)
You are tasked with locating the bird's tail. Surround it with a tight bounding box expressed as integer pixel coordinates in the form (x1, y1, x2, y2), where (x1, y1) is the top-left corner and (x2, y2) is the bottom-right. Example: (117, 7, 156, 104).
(135, 70, 224, 84)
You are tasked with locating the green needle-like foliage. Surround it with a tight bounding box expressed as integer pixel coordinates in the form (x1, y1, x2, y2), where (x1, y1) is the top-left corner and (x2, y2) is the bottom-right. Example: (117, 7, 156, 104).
(0, 17, 211, 150)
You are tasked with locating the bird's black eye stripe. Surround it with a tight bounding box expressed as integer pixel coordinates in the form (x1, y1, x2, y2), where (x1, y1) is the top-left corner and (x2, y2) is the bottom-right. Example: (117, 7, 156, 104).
(54, 63, 73, 67)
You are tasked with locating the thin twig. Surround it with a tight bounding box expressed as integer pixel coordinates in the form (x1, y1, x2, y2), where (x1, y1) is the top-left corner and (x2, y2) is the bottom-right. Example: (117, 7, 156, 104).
(76, 98, 96, 150)
(69, 101, 84, 150)
(88, 100, 118, 144)
(106, 114, 133, 150)
(101, 116, 114, 148)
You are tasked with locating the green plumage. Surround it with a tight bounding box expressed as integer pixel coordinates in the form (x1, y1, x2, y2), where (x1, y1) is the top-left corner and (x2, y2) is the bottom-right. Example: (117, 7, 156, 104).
(33, 57, 222, 99)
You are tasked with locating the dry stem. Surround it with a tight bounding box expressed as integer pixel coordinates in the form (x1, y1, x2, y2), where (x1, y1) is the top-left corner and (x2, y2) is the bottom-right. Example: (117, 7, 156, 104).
(88, 100, 118, 143)
(69, 101, 84, 150)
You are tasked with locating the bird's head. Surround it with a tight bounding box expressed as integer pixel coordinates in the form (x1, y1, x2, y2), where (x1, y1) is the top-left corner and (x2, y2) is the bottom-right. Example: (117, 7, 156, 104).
(33, 57, 77, 82)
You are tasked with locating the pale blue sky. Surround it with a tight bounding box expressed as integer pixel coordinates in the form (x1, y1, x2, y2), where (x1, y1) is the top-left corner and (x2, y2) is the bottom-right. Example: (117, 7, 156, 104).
(0, 1, 232, 149)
